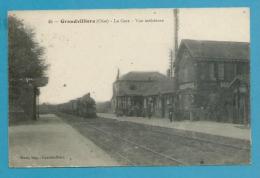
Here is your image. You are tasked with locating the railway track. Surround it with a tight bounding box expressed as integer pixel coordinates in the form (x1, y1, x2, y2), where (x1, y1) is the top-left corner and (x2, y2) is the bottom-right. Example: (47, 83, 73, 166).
(88, 120, 249, 163)
(58, 113, 250, 165)
(88, 118, 250, 151)
(148, 129, 250, 151)
(102, 119, 250, 150)
(85, 123, 187, 165)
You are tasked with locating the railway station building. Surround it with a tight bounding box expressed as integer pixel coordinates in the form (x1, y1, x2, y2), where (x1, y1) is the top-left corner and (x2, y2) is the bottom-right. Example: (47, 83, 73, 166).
(174, 39, 249, 124)
(111, 71, 175, 118)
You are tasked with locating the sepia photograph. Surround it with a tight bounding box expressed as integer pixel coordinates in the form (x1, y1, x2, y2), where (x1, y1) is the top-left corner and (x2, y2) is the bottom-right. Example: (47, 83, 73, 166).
(8, 8, 250, 167)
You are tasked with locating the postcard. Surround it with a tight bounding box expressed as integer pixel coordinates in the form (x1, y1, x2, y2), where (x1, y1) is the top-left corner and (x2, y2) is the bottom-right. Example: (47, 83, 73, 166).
(8, 8, 250, 167)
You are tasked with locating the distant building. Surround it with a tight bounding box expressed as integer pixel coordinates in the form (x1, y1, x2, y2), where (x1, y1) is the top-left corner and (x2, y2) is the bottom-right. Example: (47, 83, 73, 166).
(174, 39, 249, 124)
(111, 71, 175, 117)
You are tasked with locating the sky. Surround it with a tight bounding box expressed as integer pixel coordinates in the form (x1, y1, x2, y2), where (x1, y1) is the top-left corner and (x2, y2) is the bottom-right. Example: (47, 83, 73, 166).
(9, 8, 250, 104)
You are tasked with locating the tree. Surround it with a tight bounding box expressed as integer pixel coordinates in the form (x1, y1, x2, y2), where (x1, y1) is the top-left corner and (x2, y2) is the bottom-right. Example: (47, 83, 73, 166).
(8, 15, 48, 120)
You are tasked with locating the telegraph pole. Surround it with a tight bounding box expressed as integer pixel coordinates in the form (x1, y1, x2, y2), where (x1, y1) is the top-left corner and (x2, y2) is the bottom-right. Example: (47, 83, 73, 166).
(174, 8, 179, 62)
(170, 8, 179, 78)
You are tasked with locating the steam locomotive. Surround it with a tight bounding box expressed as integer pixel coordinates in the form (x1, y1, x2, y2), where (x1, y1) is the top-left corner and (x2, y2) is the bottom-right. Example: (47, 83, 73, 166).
(58, 93, 97, 118)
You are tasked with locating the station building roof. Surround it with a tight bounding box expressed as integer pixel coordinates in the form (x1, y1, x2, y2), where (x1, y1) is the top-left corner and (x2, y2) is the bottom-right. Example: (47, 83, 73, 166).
(115, 71, 176, 97)
(118, 71, 168, 81)
(177, 39, 249, 62)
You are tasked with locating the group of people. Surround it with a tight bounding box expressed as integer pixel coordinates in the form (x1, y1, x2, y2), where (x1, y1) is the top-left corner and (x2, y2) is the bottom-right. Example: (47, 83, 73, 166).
(146, 103, 175, 122)
(115, 101, 176, 122)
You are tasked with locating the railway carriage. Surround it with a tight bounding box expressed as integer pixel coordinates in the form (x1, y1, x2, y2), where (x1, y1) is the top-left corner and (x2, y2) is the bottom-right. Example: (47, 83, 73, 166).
(59, 93, 97, 118)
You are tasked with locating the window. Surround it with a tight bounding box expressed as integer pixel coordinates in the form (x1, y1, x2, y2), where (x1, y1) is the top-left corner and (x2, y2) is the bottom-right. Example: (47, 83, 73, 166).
(199, 63, 208, 80)
(225, 63, 235, 81)
(236, 64, 241, 75)
(235, 63, 247, 76)
(209, 63, 216, 80)
(218, 63, 224, 80)
(129, 84, 136, 90)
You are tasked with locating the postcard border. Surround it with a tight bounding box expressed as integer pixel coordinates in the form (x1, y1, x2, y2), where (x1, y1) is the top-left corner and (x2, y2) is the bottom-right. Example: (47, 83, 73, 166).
(1, 0, 260, 178)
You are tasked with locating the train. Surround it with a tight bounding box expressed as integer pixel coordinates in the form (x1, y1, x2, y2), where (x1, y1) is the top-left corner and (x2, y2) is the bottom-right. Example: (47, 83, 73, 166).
(58, 93, 97, 118)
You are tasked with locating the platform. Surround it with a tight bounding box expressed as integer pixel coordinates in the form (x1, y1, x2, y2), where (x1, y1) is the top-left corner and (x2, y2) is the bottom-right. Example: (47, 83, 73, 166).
(9, 114, 118, 167)
(98, 113, 251, 141)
